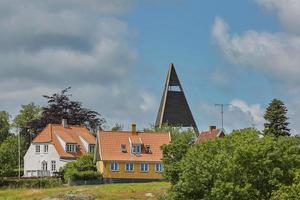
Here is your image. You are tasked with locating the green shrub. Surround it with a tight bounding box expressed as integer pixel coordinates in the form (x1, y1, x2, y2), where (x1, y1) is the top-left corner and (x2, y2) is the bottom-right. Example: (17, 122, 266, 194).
(0, 178, 62, 188)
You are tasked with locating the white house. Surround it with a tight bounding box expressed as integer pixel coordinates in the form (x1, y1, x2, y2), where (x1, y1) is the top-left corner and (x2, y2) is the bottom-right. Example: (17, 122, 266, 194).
(23, 120, 96, 177)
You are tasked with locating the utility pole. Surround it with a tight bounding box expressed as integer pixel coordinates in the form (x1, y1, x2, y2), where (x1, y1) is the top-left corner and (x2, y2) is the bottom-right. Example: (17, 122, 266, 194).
(215, 104, 231, 129)
(18, 127, 21, 180)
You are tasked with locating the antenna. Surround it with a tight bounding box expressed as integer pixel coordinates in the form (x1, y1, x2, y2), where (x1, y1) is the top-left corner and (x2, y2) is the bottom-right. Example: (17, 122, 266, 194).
(215, 104, 231, 129)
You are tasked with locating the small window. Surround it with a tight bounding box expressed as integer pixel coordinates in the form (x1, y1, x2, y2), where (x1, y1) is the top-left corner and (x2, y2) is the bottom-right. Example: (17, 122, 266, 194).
(155, 163, 164, 172)
(125, 163, 134, 172)
(89, 144, 95, 153)
(121, 144, 127, 153)
(51, 161, 56, 171)
(66, 144, 76, 152)
(110, 162, 119, 171)
(132, 145, 141, 154)
(36, 145, 40, 153)
(140, 163, 149, 172)
(44, 145, 48, 153)
(145, 145, 151, 153)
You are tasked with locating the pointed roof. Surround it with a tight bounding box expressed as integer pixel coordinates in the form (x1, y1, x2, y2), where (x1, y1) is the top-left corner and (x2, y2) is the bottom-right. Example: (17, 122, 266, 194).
(155, 63, 199, 133)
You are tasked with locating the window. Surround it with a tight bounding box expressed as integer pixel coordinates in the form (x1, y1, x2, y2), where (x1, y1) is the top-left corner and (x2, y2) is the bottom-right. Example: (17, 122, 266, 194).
(145, 145, 151, 153)
(121, 144, 127, 153)
(51, 161, 56, 171)
(36, 145, 40, 153)
(132, 144, 141, 154)
(155, 163, 164, 172)
(125, 163, 134, 172)
(41, 161, 47, 170)
(110, 162, 119, 171)
(140, 163, 149, 172)
(66, 144, 76, 152)
(89, 144, 95, 153)
(44, 145, 48, 153)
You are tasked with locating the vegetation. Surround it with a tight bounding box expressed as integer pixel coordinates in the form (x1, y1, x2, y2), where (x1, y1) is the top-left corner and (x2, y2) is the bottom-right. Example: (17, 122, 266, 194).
(164, 128, 300, 200)
(0, 182, 169, 199)
(62, 154, 100, 181)
(264, 99, 290, 137)
(111, 122, 124, 131)
(0, 111, 11, 144)
(28, 87, 106, 135)
(0, 178, 62, 189)
(0, 136, 26, 177)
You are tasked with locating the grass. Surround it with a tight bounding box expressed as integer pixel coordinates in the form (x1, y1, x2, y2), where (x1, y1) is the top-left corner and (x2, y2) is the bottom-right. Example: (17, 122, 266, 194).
(0, 181, 169, 200)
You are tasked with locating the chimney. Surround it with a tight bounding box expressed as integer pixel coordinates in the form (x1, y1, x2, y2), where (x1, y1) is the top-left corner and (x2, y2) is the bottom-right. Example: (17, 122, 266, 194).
(62, 119, 68, 128)
(209, 126, 216, 132)
(131, 123, 137, 135)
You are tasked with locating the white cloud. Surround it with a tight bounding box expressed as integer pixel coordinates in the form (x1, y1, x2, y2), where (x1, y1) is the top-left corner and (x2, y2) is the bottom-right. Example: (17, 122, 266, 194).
(256, 0, 300, 33)
(212, 17, 300, 83)
(140, 92, 156, 112)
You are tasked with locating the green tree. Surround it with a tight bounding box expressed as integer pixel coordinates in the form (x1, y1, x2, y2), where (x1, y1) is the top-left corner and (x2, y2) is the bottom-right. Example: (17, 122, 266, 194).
(166, 128, 300, 200)
(0, 135, 26, 177)
(0, 111, 11, 144)
(264, 99, 290, 137)
(13, 103, 42, 149)
(111, 123, 124, 131)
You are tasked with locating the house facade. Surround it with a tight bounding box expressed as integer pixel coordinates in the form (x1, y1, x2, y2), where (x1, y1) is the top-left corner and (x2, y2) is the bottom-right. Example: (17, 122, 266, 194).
(95, 124, 171, 183)
(23, 120, 96, 177)
(195, 126, 225, 144)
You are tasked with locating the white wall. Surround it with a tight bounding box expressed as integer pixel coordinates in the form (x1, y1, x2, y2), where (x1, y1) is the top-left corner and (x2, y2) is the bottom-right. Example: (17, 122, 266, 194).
(23, 143, 73, 177)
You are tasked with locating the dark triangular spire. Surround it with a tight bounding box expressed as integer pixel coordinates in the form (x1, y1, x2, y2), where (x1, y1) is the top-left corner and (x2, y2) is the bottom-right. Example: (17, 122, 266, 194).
(155, 63, 199, 133)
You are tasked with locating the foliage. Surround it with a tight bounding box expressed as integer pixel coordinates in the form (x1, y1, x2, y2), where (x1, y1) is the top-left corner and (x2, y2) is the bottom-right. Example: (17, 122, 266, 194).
(29, 87, 105, 134)
(0, 135, 26, 177)
(264, 99, 290, 137)
(0, 111, 11, 144)
(166, 128, 300, 200)
(271, 171, 300, 199)
(111, 123, 124, 131)
(62, 154, 100, 181)
(0, 178, 62, 188)
(13, 103, 42, 149)
(158, 124, 195, 184)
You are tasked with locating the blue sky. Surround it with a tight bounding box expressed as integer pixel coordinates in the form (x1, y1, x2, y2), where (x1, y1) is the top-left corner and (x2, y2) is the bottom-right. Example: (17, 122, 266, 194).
(0, 0, 299, 133)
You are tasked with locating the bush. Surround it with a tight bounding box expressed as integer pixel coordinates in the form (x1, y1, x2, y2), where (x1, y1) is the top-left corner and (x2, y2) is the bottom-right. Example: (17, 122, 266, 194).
(0, 178, 62, 189)
(62, 154, 101, 182)
(166, 128, 300, 200)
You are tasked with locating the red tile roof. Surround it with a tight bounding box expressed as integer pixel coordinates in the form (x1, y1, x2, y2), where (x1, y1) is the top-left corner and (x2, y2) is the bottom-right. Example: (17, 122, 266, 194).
(32, 124, 96, 158)
(195, 128, 225, 144)
(97, 131, 171, 162)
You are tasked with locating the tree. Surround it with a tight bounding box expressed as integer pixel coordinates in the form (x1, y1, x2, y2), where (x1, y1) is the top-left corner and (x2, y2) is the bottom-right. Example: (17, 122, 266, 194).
(0, 111, 11, 144)
(165, 128, 300, 200)
(111, 123, 124, 131)
(29, 87, 106, 135)
(0, 135, 26, 177)
(13, 103, 42, 149)
(264, 99, 290, 137)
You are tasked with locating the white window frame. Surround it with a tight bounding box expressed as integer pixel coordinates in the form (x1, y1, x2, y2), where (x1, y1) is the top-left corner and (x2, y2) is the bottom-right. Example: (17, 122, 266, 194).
(44, 144, 48, 153)
(41, 161, 47, 171)
(66, 144, 76, 152)
(125, 163, 134, 172)
(140, 163, 149, 172)
(35, 145, 40, 153)
(155, 163, 164, 172)
(51, 160, 56, 171)
(131, 144, 141, 154)
(110, 162, 119, 171)
(89, 144, 95, 153)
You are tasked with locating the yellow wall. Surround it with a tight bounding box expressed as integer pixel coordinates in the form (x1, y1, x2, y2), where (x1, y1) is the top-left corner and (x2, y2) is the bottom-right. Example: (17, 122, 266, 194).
(97, 161, 163, 179)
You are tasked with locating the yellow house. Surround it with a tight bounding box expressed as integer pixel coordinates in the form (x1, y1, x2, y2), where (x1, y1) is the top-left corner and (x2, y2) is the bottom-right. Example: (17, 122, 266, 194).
(94, 124, 171, 183)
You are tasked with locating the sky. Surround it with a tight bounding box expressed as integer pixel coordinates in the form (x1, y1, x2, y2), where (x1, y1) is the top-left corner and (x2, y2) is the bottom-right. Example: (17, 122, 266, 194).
(0, 0, 299, 133)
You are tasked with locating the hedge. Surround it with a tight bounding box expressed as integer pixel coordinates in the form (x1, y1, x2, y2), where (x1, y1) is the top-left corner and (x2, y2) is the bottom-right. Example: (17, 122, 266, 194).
(0, 178, 62, 189)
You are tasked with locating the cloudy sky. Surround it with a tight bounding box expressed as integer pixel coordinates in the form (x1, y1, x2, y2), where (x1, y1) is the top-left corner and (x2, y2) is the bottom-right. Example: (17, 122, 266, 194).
(0, 0, 299, 133)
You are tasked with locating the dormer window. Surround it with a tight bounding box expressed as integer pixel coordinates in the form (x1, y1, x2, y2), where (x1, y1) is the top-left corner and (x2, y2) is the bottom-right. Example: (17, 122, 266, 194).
(66, 144, 76, 152)
(89, 144, 95, 153)
(131, 144, 141, 154)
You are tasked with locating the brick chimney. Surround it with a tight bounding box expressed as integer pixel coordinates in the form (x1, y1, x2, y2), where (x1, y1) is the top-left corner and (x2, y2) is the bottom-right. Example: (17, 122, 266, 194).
(209, 125, 216, 132)
(132, 123, 137, 135)
(62, 119, 68, 128)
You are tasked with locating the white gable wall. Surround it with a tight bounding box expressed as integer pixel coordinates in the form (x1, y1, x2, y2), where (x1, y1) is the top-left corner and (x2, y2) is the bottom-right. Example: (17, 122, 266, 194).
(23, 142, 73, 177)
